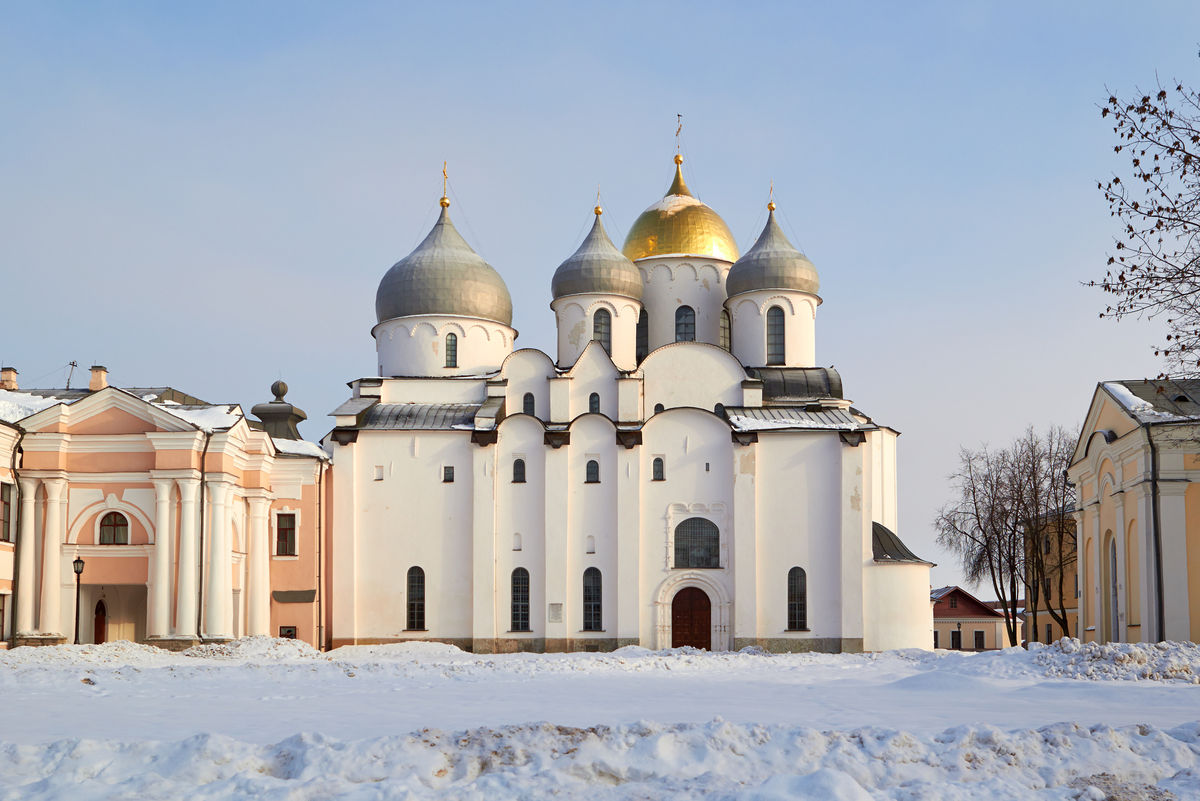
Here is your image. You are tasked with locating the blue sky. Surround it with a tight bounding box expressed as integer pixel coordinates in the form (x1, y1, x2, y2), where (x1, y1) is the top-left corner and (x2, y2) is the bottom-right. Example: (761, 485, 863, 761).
(1, 2, 1192, 591)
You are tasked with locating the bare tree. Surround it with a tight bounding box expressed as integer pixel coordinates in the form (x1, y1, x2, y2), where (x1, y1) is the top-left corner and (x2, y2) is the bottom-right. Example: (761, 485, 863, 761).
(1011, 426, 1078, 641)
(1094, 72, 1200, 373)
(935, 446, 1024, 647)
(936, 426, 1079, 646)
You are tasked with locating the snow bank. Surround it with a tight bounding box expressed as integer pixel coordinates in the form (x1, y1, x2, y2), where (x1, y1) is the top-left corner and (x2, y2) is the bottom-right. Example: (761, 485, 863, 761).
(1032, 638, 1200, 684)
(0, 640, 179, 669)
(182, 636, 324, 662)
(1, 719, 1196, 800)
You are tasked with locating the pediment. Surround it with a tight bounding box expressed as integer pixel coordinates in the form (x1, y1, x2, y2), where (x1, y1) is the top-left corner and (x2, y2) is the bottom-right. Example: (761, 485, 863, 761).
(20, 387, 199, 434)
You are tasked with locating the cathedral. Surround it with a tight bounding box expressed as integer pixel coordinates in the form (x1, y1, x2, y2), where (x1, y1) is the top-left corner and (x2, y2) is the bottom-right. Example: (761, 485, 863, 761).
(326, 155, 933, 653)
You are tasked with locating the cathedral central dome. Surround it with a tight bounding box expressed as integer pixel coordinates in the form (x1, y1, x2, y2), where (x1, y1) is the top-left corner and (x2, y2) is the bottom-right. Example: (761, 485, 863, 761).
(621, 155, 740, 263)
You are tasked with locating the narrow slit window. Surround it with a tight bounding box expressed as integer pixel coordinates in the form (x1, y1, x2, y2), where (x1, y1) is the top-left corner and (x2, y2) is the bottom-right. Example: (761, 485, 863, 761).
(443, 466, 455, 483)
(583, 567, 602, 631)
(719, 310, 732, 351)
(766, 306, 785, 365)
(787, 566, 807, 630)
(511, 568, 531, 632)
(585, 460, 600, 483)
(652, 457, 665, 481)
(675, 305, 696, 342)
(406, 566, 426, 630)
(513, 458, 526, 483)
(523, 392, 535, 416)
(445, 333, 458, 368)
(592, 308, 612, 354)
(588, 392, 600, 414)
(636, 310, 648, 362)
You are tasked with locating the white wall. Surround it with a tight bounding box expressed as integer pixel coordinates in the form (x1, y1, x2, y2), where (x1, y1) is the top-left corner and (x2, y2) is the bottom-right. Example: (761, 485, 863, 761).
(551, 296, 642, 371)
(726, 290, 819, 368)
(637, 258, 732, 351)
(640, 344, 745, 414)
(374, 315, 515, 377)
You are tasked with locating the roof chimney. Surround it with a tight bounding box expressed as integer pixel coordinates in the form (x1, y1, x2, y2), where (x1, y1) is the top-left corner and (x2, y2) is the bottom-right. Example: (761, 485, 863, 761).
(0, 367, 17, 391)
(89, 365, 109, 392)
(250, 380, 308, 440)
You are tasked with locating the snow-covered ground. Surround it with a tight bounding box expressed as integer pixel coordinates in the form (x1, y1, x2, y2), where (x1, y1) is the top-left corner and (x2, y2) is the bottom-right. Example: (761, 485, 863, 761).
(1, 639, 1197, 799)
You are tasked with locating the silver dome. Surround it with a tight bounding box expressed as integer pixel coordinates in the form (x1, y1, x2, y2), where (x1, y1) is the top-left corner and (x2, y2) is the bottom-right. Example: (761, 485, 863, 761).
(726, 208, 820, 297)
(551, 211, 644, 301)
(376, 206, 513, 326)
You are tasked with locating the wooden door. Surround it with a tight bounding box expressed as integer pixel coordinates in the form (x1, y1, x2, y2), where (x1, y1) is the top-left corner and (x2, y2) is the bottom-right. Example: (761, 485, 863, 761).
(94, 600, 107, 645)
(671, 587, 711, 650)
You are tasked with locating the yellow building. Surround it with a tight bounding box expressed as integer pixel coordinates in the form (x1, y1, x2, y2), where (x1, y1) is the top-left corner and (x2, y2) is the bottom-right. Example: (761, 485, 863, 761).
(1069, 380, 1200, 643)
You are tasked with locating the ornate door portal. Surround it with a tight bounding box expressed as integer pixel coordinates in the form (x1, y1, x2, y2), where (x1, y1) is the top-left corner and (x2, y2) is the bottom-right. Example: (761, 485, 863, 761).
(671, 587, 711, 650)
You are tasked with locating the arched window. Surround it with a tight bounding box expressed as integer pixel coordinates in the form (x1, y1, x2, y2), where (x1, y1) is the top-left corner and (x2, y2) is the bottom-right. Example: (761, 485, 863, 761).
(674, 517, 719, 568)
(585, 460, 600, 483)
(675, 306, 696, 342)
(766, 306, 785, 365)
(652, 457, 665, 481)
(592, 308, 612, 354)
(99, 512, 129, 545)
(445, 333, 458, 368)
(636, 309, 649, 362)
(523, 392, 535, 416)
(653, 403, 665, 414)
(583, 567, 602, 631)
(511, 567, 530, 632)
(588, 392, 600, 414)
(406, 566, 426, 630)
(512, 458, 526, 483)
(787, 567, 807, 630)
(720, 310, 732, 351)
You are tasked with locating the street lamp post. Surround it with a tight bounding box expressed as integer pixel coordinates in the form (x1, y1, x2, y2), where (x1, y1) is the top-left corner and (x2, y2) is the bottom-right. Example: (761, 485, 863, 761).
(73, 557, 85, 645)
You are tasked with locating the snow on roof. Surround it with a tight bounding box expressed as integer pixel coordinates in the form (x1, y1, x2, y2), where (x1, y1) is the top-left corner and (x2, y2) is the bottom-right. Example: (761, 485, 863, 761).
(1102, 380, 1197, 423)
(646, 194, 704, 214)
(725, 406, 864, 432)
(0, 389, 70, 423)
(272, 437, 329, 460)
(153, 403, 243, 432)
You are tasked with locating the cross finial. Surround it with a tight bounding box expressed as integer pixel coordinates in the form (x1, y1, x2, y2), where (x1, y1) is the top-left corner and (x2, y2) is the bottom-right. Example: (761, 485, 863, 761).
(440, 161, 450, 208)
(594, 185, 602, 216)
(768, 181, 775, 212)
(675, 113, 683, 153)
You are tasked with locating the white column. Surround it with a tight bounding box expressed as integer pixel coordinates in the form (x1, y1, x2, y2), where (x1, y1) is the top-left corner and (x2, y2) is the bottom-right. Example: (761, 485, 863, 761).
(38, 478, 66, 636)
(176, 478, 200, 638)
(247, 496, 271, 637)
(205, 480, 232, 638)
(149, 479, 174, 638)
(15, 477, 39, 635)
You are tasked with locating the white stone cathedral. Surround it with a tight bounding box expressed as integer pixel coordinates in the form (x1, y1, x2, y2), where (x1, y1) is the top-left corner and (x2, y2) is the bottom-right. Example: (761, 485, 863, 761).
(326, 156, 933, 652)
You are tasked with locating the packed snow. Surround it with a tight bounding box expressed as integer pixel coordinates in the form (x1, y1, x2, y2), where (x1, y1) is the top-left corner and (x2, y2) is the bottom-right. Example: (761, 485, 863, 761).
(1103, 382, 1192, 423)
(1, 638, 1198, 799)
(271, 437, 329, 460)
(152, 402, 243, 432)
(0, 389, 65, 423)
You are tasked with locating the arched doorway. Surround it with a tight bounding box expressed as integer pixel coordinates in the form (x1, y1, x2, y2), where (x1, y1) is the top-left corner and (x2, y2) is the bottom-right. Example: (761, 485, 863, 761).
(94, 600, 108, 645)
(671, 587, 711, 649)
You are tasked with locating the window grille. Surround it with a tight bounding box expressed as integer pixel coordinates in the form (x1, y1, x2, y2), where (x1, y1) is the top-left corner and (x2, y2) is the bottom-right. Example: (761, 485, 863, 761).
(99, 512, 129, 545)
(592, 308, 612, 354)
(787, 566, 807, 630)
(523, 392, 535, 416)
(511, 568, 530, 631)
(585, 460, 600, 483)
(443, 466, 454, 483)
(406, 566, 426, 630)
(582, 567, 602, 631)
(675, 306, 696, 342)
(719, 310, 732, 351)
(445, 333, 458, 368)
(276, 513, 297, 556)
(589, 393, 600, 414)
(636, 310, 648, 362)
(766, 306, 785, 365)
(513, 459, 526, 483)
(673, 517, 719, 568)
(652, 457, 665, 481)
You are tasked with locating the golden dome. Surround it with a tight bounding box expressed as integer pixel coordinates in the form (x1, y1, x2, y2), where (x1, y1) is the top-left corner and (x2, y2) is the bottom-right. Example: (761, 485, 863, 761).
(621, 156, 740, 262)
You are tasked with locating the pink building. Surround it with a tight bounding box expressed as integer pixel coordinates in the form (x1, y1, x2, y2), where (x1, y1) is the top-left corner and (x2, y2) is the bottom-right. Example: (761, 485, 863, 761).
(0, 366, 330, 649)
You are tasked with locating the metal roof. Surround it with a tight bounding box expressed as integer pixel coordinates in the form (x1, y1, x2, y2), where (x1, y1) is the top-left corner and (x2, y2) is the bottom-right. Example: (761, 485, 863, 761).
(726, 208, 819, 297)
(1103, 378, 1200, 423)
(724, 406, 864, 432)
(872, 522, 933, 565)
(330, 397, 378, 417)
(745, 367, 842, 400)
(552, 212, 643, 301)
(359, 403, 479, 430)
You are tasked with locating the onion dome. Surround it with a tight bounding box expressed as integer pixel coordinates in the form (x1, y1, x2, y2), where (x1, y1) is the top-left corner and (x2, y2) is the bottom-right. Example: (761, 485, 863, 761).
(375, 197, 513, 326)
(551, 206, 644, 301)
(726, 201, 819, 296)
(621, 155, 740, 262)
